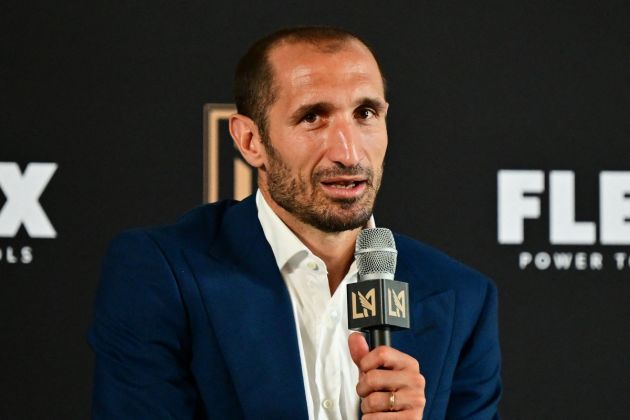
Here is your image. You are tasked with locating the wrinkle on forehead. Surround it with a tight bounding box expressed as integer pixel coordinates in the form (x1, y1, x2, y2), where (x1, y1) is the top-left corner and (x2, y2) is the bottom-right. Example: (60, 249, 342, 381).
(272, 41, 378, 76)
(288, 61, 374, 89)
(268, 40, 385, 108)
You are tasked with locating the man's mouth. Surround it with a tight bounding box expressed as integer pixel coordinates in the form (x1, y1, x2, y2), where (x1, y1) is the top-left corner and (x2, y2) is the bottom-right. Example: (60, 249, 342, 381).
(322, 180, 362, 189)
(313, 165, 375, 200)
(321, 177, 367, 187)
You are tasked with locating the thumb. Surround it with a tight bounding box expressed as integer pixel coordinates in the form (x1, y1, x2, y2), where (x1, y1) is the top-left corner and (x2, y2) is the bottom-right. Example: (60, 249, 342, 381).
(348, 332, 369, 368)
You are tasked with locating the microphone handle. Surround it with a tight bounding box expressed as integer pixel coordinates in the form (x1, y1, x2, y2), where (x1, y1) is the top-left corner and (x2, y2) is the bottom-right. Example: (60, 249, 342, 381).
(367, 326, 391, 349)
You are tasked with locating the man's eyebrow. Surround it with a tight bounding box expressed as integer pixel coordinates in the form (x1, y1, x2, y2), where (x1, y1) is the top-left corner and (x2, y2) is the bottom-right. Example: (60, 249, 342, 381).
(356, 97, 387, 114)
(289, 102, 333, 124)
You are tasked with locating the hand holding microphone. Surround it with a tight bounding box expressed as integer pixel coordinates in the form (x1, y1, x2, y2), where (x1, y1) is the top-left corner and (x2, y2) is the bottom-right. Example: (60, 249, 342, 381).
(348, 228, 426, 417)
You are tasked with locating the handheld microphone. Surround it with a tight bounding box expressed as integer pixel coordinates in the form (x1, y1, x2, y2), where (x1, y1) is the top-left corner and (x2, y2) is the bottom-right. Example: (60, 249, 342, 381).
(347, 228, 410, 349)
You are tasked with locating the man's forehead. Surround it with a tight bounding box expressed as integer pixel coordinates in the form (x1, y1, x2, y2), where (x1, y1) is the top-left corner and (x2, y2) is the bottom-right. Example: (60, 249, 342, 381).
(268, 38, 374, 68)
(267, 39, 384, 94)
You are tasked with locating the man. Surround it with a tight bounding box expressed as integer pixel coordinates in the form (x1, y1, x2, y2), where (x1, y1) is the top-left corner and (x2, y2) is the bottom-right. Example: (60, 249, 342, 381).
(89, 27, 501, 419)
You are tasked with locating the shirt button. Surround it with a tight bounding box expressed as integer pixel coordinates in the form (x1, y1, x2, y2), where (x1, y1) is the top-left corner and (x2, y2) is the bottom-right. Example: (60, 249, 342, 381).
(327, 311, 339, 328)
(306, 261, 318, 271)
(322, 399, 333, 410)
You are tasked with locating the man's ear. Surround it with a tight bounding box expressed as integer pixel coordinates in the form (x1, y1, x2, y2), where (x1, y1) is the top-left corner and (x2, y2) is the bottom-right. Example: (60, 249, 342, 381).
(229, 114, 266, 168)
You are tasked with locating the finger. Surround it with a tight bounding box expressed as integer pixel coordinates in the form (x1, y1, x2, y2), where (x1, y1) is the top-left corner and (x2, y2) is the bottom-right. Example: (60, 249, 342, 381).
(361, 391, 412, 414)
(362, 411, 423, 420)
(361, 390, 426, 419)
(348, 332, 370, 367)
(356, 369, 425, 397)
(361, 388, 426, 413)
(361, 391, 394, 414)
(358, 345, 420, 373)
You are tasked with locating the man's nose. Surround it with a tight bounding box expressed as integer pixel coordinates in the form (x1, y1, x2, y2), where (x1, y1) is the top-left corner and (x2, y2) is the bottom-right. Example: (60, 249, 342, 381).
(326, 119, 362, 167)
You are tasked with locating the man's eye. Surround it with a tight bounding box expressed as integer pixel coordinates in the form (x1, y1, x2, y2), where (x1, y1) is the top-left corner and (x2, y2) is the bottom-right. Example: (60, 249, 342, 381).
(302, 113, 318, 123)
(356, 108, 376, 120)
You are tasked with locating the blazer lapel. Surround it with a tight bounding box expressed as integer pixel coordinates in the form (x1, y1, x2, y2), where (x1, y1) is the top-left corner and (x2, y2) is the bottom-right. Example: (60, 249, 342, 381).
(391, 243, 455, 417)
(184, 196, 308, 419)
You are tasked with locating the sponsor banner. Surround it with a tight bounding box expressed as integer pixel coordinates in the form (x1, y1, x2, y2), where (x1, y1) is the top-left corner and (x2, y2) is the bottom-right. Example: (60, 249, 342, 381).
(0, 162, 57, 265)
(497, 170, 630, 271)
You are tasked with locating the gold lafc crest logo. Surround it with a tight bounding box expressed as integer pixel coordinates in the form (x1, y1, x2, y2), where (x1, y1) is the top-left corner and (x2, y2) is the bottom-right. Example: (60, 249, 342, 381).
(347, 281, 409, 331)
(351, 287, 407, 320)
(352, 289, 377, 319)
(203, 103, 257, 203)
(388, 288, 406, 318)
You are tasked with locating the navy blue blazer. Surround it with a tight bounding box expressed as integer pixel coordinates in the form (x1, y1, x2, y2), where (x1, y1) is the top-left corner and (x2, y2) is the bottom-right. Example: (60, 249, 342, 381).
(88, 195, 501, 419)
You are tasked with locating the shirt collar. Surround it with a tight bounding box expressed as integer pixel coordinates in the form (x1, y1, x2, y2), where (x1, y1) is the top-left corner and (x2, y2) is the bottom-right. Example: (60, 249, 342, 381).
(255, 190, 375, 272)
(257, 190, 309, 271)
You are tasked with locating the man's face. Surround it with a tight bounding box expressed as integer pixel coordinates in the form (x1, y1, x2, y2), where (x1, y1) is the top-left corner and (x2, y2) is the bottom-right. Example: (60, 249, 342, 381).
(260, 39, 388, 232)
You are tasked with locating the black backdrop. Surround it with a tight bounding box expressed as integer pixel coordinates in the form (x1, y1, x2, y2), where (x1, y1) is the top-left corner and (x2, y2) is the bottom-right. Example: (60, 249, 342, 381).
(1, 1, 629, 418)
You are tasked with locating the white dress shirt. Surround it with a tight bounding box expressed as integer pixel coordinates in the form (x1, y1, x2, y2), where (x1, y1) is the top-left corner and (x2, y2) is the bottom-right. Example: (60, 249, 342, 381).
(256, 190, 367, 420)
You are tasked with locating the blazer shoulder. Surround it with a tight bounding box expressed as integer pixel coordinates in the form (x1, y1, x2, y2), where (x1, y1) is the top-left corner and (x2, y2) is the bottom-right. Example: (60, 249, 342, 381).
(121, 199, 240, 254)
(394, 233, 496, 301)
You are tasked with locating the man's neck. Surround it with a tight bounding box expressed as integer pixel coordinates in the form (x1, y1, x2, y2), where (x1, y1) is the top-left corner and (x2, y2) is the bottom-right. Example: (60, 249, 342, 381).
(260, 190, 360, 294)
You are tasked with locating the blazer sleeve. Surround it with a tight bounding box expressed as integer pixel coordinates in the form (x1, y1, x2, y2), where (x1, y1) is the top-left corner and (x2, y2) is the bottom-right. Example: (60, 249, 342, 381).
(87, 230, 200, 419)
(445, 280, 502, 419)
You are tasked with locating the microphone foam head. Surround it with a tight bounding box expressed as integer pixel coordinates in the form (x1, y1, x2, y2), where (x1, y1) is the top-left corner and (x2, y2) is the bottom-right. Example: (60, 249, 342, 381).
(355, 228, 397, 280)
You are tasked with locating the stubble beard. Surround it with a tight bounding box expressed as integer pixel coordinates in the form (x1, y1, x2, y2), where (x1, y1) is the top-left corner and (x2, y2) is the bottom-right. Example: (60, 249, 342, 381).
(263, 141, 382, 233)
